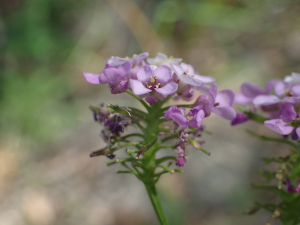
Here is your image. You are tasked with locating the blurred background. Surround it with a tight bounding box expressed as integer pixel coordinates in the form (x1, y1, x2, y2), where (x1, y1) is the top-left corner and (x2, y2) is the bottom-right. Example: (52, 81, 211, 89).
(1, 0, 300, 224)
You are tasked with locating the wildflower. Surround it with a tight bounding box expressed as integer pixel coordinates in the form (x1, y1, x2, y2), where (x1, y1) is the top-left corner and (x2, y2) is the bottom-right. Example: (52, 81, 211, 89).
(147, 53, 182, 66)
(284, 72, 300, 84)
(195, 83, 236, 120)
(231, 113, 250, 125)
(264, 103, 300, 139)
(235, 80, 278, 104)
(83, 61, 132, 94)
(164, 106, 188, 130)
(186, 106, 205, 128)
(175, 142, 186, 167)
(171, 63, 215, 87)
(130, 65, 178, 102)
(283, 178, 300, 193)
(107, 52, 149, 67)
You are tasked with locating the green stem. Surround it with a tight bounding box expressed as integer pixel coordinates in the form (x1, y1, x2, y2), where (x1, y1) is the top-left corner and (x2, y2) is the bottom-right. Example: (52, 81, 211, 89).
(126, 90, 150, 111)
(144, 181, 169, 225)
(247, 130, 298, 149)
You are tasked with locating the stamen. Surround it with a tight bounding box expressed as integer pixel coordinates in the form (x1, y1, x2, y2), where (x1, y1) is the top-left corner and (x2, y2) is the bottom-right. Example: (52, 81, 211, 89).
(150, 76, 155, 83)
(184, 69, 189, 74)
(169, 55, 173, 59)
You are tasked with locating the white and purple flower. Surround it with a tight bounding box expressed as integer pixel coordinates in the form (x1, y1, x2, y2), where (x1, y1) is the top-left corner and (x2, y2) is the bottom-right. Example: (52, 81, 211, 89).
(195, 83, 236, 120)
(130, 65, 178, 104)
(83, 61, 132, 94)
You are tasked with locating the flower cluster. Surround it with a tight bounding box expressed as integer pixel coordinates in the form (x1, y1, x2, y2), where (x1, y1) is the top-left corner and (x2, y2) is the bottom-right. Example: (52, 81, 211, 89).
(164, 82, 236, 166)
(90, 104, 130, 148)
(233, 72, 300, 140)
(83, 52, 215, 103)
(84, 52, 238, 169)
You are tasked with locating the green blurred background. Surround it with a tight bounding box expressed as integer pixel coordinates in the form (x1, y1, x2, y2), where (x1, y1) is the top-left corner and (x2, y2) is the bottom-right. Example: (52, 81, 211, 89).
(1, 0, 300, 224)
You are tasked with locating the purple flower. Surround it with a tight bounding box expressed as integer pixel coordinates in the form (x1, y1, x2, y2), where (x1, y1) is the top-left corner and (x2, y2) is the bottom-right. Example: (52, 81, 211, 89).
(264, 119, 296, 136)
(178, 129, 189, 141)
(175, 144, 186, 167)
(235, 80, 278, 105)
(284, 72, 300, 84)
(164, 105, 206, 130)
(171, 73, 194, 100)
(104, 114, 129, 135)
(283, 178, 300, 193)
(231, 113, 250, 126)
(193, 125, 206, 137)
(130, 65, 178, 102)
(195, 83, 236, 120)
(147, 53, 182, 66)
(186, 106, 205, 128)
(164, 106, 188, 129)
(83, 61, 132, 94)
(264, 103, 300, 138)
(171, 63, 215, 87)
(107, 52, 149, 67)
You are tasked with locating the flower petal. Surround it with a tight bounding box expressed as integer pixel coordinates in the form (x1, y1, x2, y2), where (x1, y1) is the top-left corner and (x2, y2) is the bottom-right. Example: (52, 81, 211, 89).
(107, 56, 129, 67)
(211, 106, 236, 120)
(292, 83, 300, 96)
(99, 68, 122, 84)
(145, 96, 158, 104)
(189, 109, 205, 128)
(164, 106, 182, 119)
(265, 79, 280, 93)
(196, 84, 211, 96)
(83, 71, 100, 84)
(171, 63, 184, 76)
(129, 79, 152, 96)
(231, 113, 249, 125)
(154, 65, 172, 84)
(279, 103, 296, 122)
(264, 119, 293, 135)
(180, 63, 195, 75)
(137, 65, 153, 82)
(282, 96, 300, 104)
(132, 52, 149, 62)
(109, 80, 128, 94)
(253, 95, 281, 105)
(284, 72, 300, 84)
(169, 58, 182, 64)
(215, 89, 235, 107)
(241, 82, 266, 98)
(155, 81, 178, 99)
(179, 74, 210, 86)
(274, 80, 288, 98)
(235, 93, 253, 104)
(117, 61, 132, 77)
(187, 106, 203, 116)
(208, 83, 218, 107)
(170, 113, 188, 129)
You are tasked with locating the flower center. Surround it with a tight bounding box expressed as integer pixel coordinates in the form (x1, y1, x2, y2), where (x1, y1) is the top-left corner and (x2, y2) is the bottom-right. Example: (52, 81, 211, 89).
(285, 89, 293, 97)
(146, 75, 161, 89)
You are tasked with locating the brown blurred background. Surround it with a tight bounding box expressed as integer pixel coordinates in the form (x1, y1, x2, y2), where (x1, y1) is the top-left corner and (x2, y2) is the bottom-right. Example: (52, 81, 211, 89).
(1, 0, 300, 224)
